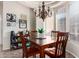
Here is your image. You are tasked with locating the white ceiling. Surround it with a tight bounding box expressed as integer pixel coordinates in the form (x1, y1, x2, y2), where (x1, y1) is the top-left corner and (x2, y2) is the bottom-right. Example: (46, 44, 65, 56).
(18, 1, 60, 8)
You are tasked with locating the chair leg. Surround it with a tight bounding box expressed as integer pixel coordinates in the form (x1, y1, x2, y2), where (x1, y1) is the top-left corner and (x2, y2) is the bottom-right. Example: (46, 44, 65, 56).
(22, 53, 24, 58)
(33, 54, 36, 58)
(23, 53, 28, 58)
(61, 54, 65, 58)
(64, 54, 65, 58)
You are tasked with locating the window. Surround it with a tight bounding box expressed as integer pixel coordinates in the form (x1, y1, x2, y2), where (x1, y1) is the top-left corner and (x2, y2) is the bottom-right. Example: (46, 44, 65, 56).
(69, 2, 79, 41)
(54, 5, 66, 32)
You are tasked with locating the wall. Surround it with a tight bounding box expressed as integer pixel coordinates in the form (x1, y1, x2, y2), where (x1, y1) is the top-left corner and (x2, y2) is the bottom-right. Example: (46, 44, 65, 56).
(0, 2, 3, 45)
(28, 8, 37, 41)
(29, 8, 36, 31)
(3, 1, 31, 50)
(0, 14, 1, 45)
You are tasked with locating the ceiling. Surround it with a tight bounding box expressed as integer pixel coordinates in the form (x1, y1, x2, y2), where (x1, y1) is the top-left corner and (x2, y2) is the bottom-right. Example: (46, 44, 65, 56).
(18, 1, 61, 8)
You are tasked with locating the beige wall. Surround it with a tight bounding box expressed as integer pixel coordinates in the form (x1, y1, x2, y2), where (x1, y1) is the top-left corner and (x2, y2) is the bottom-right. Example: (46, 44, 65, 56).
(0, 2, 3, 45)
(2, 1, 31, 50)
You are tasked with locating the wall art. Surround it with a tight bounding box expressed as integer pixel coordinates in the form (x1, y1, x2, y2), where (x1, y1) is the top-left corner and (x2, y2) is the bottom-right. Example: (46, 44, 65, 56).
(19, 19, 27, 29)
(6, 13, 16, 22)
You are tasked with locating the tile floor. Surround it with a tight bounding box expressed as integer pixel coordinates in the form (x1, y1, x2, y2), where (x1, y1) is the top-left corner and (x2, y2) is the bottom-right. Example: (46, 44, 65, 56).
(0, 46, 75, 58)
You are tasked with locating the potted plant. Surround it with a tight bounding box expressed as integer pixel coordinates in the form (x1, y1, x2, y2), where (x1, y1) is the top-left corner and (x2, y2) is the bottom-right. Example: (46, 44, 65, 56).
(38, 28, 44, 38)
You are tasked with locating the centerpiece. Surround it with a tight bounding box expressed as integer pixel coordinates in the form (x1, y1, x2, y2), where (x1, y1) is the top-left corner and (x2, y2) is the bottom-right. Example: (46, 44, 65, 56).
(38, 28, 44, 38)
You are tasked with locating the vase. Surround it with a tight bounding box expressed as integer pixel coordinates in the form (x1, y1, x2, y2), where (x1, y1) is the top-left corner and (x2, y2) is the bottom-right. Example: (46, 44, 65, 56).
(39, 33, 44, 38)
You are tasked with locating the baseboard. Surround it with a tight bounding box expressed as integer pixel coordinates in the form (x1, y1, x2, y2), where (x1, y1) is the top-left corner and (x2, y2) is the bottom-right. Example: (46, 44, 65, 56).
(66, 50, 78, 58)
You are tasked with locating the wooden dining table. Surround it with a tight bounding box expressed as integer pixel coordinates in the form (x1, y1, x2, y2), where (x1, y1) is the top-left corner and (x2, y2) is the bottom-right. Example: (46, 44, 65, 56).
(30, 36, 56, 58)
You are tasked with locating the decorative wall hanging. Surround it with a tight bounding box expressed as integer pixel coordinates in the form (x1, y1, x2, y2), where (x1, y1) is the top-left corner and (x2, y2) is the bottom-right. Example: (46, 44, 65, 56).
(19, 19, 27, 29)
(6, 13, 16, 22)
(7, 22, 11, 26)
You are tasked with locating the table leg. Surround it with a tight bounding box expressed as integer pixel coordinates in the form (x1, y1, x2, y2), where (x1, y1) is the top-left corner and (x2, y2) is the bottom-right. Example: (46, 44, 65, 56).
(40, 47, 45, 58)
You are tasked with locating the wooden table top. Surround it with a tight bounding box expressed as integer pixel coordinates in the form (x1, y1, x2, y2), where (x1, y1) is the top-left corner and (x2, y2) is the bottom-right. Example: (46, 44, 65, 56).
(33, 36, 56, 46)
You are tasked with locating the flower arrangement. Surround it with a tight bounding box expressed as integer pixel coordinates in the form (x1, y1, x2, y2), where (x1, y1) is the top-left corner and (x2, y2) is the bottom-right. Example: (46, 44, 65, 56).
(38, 28, 44, 34)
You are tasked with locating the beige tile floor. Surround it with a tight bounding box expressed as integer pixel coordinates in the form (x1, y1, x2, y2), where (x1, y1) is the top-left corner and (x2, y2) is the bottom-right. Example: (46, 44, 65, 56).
(0, 46, 75, 58)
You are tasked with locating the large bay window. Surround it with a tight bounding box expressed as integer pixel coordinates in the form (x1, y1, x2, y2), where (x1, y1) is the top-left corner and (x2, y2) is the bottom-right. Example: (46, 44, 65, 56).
(69, 2, 79, 41)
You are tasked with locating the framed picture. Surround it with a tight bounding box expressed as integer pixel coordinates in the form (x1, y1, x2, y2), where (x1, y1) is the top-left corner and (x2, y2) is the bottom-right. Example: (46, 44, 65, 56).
(19, 19, 27, 29)
(6, 13, 16, 22)
(7, 22, 11, 26)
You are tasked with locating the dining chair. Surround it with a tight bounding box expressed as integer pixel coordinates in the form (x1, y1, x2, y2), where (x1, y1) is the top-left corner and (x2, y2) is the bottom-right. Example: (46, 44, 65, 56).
(19, 32, 40, 58)
(30, 30, 37, 41)
(44, 32, 68, 58)
(51, 31, 59, 39)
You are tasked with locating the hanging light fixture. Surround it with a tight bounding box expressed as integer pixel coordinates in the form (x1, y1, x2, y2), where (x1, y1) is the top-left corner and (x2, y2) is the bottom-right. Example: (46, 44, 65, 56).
(34, 1, 52, 21)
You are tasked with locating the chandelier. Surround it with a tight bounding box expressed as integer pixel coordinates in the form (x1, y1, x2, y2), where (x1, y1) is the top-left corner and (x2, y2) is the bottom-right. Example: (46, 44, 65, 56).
(34, 1, 52, 21)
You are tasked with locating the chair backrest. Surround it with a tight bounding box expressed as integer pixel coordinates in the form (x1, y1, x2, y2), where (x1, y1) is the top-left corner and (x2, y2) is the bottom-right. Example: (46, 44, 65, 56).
(30, 30, 37, 41)
(55, 32, 68, 56)
(10, 31, 16, 40)
(51, 31, 59, 40)
(19, 32, 30, 56)
(20, 31, 40, 57)
(10, 31, 16, 46)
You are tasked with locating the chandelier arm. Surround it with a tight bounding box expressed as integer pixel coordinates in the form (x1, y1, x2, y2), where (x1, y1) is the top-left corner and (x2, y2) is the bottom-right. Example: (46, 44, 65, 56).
(36, 11, 40, 17)
(34, 1, 52, 21)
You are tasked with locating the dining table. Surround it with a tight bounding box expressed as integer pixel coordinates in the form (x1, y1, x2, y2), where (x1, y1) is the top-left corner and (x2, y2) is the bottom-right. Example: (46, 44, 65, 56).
(30, 35, 56, 58)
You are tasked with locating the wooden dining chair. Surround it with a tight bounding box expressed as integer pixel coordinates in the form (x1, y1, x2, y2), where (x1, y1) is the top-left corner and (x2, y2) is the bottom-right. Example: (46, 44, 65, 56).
(44, 32, 68, 58)
(51, 31, 59, 34)
(51, 31, 59, 40)
(30, 30, 37, 41)
(19, 32, 40, 58)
